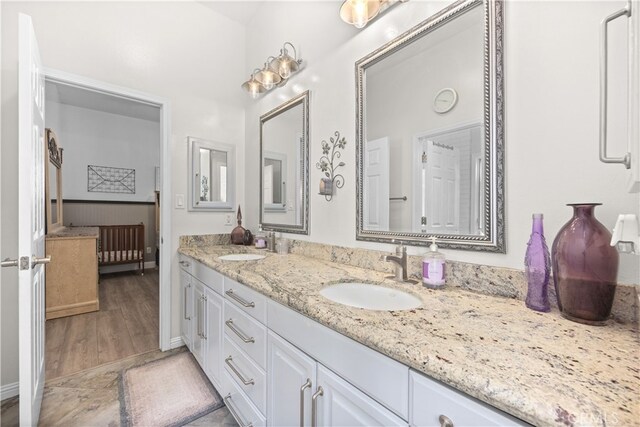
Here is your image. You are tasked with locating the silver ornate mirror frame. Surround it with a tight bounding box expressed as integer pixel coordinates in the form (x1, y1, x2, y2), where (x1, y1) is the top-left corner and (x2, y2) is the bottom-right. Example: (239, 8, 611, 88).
(260, 90, 310, 235)
(355, 0, 505, 252)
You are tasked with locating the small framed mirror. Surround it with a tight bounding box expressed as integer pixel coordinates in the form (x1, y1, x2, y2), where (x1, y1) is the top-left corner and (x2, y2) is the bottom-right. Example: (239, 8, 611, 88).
(188, 137, 236, 211)
(260, 91, 310, 234)
(356, 0, 504, 252)
(45, 128, 64, 233)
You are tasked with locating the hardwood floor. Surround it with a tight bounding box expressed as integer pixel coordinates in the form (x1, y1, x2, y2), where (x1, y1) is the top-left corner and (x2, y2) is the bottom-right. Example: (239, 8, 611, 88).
(45, 269, 159, 380)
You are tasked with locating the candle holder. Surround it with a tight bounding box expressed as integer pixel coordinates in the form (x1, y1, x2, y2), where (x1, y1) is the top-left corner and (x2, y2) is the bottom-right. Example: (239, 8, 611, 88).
(316, 130, 346, 201)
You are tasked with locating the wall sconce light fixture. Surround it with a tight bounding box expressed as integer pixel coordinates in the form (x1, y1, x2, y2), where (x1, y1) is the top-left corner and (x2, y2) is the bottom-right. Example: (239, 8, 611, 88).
(339, 0, 407, 29)
(317, 131, 347, 201)
(242, 42, 303, 98)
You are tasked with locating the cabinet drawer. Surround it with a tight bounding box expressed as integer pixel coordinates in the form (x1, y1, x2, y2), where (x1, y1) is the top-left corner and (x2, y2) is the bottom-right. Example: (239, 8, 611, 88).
(178, 254, 193, 275)
(224, 278, 267, 324)
(224, 337, 266, 415)
(224, 301, 267, 369)
(409, 370, 525, 427)
(223, 371, 266, 427)
(193, 261, 223, 295)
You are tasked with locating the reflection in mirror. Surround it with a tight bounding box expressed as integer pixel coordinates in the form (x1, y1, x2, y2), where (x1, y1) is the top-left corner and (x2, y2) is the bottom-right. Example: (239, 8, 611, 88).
(188, 137, 235, 211)
(260, 91, 309, 234)
(49, 165, 58, 224)
(356, 0, 504, 252)
(45, 128, 64, 233)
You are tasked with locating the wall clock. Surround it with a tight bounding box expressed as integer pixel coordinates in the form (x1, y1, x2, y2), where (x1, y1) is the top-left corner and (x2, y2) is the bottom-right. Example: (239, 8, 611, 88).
(433, 88, 458, 114)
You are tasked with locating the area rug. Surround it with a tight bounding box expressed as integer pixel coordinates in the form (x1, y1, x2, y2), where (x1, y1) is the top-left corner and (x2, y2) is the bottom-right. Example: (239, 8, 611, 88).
(119, 352, 224, 427)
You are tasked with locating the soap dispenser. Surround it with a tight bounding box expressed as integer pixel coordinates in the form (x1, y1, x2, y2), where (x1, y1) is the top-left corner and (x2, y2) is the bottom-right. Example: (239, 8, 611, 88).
(423, 237, 446, 289)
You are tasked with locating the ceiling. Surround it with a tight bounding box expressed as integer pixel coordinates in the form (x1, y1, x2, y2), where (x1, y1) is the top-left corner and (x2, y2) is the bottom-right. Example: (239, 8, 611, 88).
(198, 1, 266, 26)
(45, 81, 161, 122)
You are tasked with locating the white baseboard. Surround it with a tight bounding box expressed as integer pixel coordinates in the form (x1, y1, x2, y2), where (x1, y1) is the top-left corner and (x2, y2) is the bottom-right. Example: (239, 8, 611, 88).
(169, 336, 185, 349)
(1, 382, 19, 401)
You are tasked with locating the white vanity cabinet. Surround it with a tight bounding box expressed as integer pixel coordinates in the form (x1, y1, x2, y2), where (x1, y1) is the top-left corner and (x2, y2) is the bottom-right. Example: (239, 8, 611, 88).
(204, 286, 223, 387)
(267, 331, 405, 427)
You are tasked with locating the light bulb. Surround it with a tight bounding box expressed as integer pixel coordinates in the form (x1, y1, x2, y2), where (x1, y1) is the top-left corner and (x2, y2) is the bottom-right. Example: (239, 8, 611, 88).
(249, 81, 261, 99)
(279, 59, 292, 79)
(351, 0, 369, 28)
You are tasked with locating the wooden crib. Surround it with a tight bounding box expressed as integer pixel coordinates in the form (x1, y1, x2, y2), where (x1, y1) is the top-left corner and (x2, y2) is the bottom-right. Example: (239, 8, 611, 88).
(97, 223, 145, 275)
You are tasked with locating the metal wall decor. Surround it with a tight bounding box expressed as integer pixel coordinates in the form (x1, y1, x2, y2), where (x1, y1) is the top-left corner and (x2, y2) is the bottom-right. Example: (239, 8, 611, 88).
(316, 131, 346, 201)
(88, 165, 135, 194)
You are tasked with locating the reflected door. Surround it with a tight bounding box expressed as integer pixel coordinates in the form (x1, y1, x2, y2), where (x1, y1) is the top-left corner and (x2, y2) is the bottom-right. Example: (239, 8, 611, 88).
(423, 140, 460, 234)
(363, 137, 389, 231)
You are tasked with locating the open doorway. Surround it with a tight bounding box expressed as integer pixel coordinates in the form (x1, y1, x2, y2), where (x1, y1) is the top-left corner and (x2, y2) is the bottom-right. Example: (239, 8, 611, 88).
(42, 70, 171, 379)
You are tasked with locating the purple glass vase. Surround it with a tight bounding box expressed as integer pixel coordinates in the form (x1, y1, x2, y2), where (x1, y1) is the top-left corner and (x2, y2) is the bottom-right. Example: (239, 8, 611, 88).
(524, 214, 551, 312)
(551, 203, 619, 325)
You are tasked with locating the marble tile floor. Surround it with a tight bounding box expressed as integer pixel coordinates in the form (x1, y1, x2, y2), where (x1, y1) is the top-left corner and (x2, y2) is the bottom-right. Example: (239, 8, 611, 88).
(0, 347, 237, 427)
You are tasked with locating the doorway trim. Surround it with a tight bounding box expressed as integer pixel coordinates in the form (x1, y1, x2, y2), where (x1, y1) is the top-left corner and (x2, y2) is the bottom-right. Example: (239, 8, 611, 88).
(43, 68, 172, 351)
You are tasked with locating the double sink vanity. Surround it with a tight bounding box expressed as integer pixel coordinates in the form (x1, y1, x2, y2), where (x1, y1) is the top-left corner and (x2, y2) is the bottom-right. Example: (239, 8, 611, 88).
(177, 239, 638, 427)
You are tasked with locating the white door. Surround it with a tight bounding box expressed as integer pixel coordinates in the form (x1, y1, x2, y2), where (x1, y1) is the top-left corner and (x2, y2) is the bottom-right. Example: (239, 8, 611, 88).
(18, 13, 48, 426)
(204, 287, 223, 389)
(364, 137, 390, 231)
(267, 331, 316, 427)
(424, 140, 460, 234)
(315, 365, 407, 427)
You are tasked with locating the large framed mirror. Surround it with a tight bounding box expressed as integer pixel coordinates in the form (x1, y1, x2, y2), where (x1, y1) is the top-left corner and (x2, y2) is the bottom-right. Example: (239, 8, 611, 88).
(356, 0, 504, 252)
(188, 137, 236, 211)
(45, 128, 64, 233)
(260, 91, 310, 234)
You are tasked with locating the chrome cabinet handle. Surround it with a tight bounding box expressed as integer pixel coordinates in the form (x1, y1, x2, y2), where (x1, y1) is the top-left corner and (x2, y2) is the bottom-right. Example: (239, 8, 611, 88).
(201, 295, 207, 340)
(223, 394, 253, 427)
(439, 414, 454, 427)
(311, 386, 323, 427)
(179, 260, 191, 267)
(196, 295, 203, 338)
(225, 289, 255, 308)
(599, 1, 632, 168)
(225, 356, 255, 385)
(225, 319, 255, 343)
(183, 286, 190, 320)
(299, 378, 312, 427)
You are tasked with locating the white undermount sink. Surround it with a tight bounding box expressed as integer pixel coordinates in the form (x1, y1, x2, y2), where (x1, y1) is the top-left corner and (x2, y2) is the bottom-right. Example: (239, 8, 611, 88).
(319, 283, 422, 311)
(218, 254, 266, 261)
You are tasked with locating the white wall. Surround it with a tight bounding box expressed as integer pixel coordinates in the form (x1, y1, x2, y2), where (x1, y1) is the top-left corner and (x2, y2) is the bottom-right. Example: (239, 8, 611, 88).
(244, 0, 639, 285)
(1, 1, 246, 389)
(45, 101, 160, 202)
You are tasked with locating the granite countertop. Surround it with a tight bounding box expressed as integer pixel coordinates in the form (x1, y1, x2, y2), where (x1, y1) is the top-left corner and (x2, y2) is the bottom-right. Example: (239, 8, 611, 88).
(178, 244, 639, 427)
(46, 226, 99, 239)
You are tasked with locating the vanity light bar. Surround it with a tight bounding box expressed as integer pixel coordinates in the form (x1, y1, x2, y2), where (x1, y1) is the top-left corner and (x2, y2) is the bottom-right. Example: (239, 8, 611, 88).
(241, 42, 303, 99)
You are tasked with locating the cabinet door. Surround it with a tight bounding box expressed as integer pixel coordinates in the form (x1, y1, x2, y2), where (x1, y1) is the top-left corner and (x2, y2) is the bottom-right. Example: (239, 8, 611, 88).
(267, 331, 316, 427)
(180, 269, 193, 351)
(315, 365, 407, 427)
(192, 280, 206, 367)
(204, 286, 223, 389)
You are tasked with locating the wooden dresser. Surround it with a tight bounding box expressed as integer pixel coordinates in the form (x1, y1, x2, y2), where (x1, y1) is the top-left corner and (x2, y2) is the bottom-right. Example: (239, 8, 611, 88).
(45, 226, 99, 320)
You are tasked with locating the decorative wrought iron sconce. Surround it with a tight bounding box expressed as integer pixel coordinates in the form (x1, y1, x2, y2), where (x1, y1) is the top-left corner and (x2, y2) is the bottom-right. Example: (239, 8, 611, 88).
(316, 131, 346, 201)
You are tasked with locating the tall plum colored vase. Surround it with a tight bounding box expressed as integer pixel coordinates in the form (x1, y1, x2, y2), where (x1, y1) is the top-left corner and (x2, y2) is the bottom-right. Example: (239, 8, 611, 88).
(524, 214, 551, 312)
(551, 203, 619, 325)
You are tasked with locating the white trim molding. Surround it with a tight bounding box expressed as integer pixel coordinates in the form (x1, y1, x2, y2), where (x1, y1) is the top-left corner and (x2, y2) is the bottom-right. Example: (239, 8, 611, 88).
(1, 382, 19, 401)
(169, 336, 185, 349)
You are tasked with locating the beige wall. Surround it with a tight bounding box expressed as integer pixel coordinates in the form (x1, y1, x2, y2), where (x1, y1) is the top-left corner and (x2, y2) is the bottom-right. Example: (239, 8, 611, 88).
(1, 1, 246, 389)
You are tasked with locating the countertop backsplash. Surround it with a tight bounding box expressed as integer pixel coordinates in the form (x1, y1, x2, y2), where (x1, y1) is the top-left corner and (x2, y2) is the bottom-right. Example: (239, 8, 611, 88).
(179, 234, 638, 324)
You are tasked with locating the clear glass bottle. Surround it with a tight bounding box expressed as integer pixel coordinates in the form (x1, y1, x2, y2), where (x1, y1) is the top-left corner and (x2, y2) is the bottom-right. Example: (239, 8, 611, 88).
(524, 214, 551, 312)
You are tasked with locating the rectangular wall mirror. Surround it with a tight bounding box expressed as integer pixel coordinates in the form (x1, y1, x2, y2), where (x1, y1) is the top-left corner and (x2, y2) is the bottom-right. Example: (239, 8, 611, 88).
(356, 0, 505, 252)
(188, 137, 236, 211)
(260, 91, 310, 234)
(45, 128, 64, 233)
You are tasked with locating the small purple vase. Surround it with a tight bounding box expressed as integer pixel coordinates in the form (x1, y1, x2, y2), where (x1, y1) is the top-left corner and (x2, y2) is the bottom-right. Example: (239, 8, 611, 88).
(524, 214, 551, 312)
(552, 203, 619, 325)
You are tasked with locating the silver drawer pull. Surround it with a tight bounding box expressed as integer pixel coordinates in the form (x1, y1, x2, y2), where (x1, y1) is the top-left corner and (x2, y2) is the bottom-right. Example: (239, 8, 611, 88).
(183, 286, 190, 320)
(225, 356, 255, 385)
(311, 386, 323, 427)
(439, 414, 454, 427)
(300, 378, 312, 427)
(226, 289, 255, 308)
(179, 260, 191, 267)
(224, 394, 253, 427)
(225, 319, 255, 343)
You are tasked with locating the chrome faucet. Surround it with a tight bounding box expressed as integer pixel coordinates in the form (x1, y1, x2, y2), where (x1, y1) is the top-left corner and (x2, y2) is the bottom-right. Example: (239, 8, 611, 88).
(267, 231, 276, 252)
(384, 243, 408, 282)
